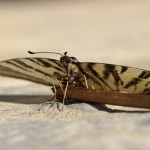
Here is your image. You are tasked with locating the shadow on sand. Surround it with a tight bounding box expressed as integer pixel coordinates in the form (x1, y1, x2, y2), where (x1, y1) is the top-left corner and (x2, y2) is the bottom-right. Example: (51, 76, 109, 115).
(0, 95, 150, 113)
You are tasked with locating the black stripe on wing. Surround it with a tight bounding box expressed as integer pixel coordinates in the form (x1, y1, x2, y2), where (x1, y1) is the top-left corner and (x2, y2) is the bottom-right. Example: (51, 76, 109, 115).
(77, 62, 113, 90)
(12, 59, 53, 78)
(103, 64, 124, 86)
(138, 70, 150, 79)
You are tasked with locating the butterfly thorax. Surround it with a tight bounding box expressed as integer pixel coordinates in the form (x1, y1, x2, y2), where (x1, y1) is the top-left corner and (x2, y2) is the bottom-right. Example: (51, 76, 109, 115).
(60, 52, 82, 84)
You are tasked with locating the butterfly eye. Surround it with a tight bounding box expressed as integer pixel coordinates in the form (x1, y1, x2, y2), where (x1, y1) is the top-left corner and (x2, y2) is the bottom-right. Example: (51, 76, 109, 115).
(60, 56, 71, 66)
(65, 56, 71, 63)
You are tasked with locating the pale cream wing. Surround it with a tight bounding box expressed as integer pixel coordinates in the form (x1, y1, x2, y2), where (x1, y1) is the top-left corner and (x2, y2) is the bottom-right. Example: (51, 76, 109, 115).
(78, 63, 150, 94)
(0, 57, 66, 86)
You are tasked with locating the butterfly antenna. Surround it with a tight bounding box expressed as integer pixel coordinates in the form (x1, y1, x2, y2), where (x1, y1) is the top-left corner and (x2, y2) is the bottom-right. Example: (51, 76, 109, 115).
(28, 50, 64, 56)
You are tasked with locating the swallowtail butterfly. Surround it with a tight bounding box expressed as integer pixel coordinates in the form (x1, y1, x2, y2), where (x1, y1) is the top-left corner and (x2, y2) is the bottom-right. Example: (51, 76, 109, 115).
(0, 51, 149, 95)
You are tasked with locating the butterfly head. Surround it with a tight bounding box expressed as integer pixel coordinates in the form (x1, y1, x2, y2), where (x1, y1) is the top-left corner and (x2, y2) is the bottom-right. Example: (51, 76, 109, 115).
(60, 52, 78, 68)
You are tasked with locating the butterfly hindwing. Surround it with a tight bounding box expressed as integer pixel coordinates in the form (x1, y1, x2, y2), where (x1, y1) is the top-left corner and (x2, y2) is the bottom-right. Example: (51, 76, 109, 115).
(78, 62, 150, 94)
(0, 57, 67, 86)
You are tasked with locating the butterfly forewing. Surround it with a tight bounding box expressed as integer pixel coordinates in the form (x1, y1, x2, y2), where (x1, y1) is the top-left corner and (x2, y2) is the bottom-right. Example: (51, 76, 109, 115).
(0, 58, 67, 86)
(78, 63, 150, 94)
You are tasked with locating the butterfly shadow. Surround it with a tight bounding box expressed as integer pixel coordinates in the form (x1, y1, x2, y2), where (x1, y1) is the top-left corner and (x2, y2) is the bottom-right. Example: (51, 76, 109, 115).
(0, 95, 51, 104)
(90, 103, 150, 113)
(64, 100, 150, 113)
(0, 95, 150, 113)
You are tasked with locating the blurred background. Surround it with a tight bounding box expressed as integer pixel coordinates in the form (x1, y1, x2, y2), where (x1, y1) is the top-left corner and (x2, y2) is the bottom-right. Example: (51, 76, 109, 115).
(0, 0, 150, 94)
(0, 0, 149, 69)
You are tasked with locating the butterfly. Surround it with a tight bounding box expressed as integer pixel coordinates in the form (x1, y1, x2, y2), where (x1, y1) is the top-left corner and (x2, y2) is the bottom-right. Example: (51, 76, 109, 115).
(0, 51, 149, 95)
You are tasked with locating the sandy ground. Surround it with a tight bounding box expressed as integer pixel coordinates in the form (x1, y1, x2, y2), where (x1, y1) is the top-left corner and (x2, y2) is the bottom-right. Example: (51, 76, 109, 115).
(0, 0, 150, 150)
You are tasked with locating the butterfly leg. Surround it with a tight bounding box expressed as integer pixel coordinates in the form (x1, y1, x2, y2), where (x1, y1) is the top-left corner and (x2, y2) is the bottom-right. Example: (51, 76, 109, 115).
(83, 75, 89, 89)
(38, 82, 57, 111)
(91, 85, 95, 89)
(38, 96, 56, 111)
(54, 76, 64, 92)
(61, 81, 69, 111)
(54, 76, 69, 102)
(47, 82, 57, 109)
(83, 74, 96, 89)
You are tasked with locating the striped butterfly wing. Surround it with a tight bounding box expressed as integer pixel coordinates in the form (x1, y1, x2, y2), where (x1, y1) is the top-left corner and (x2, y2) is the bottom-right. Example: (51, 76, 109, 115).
(0, 58, 67, 86)
(0, 56, 149, 95)
(78, 63, 150, 94)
